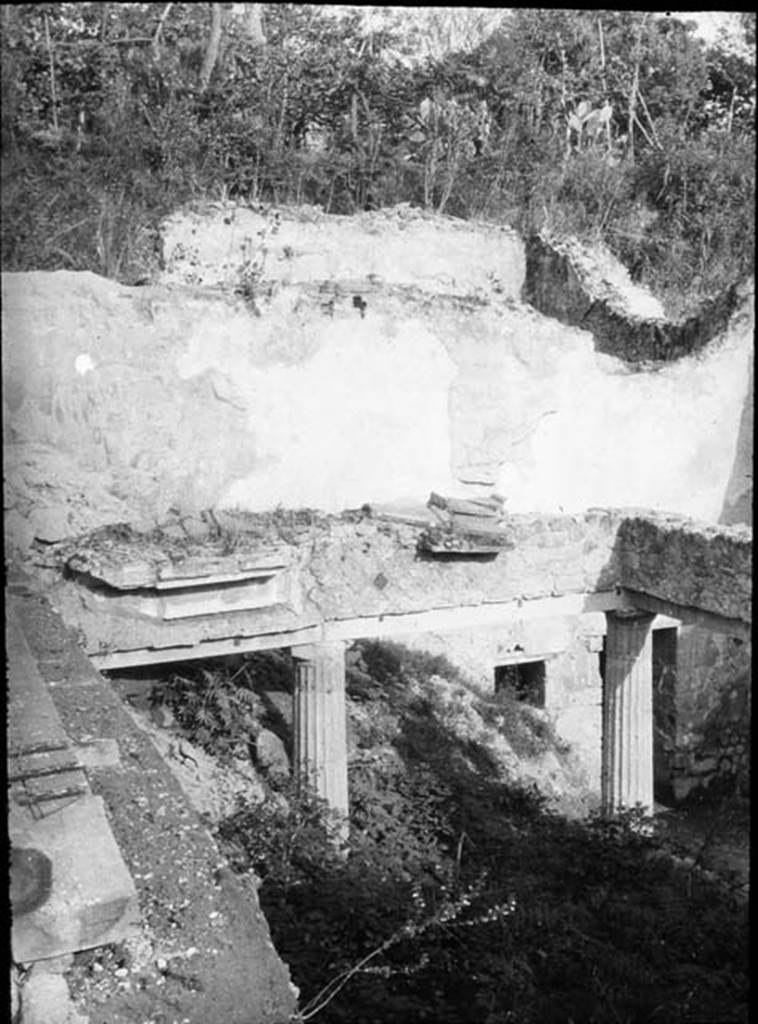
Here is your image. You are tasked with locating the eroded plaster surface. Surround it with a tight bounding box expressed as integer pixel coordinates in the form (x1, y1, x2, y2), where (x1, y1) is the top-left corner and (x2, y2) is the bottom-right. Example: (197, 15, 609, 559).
(2, 206, 753, 562)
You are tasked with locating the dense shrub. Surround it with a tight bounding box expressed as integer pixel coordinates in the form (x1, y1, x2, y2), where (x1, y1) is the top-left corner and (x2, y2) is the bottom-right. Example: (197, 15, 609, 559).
(216, 641, 748, 1024)
(2, 6, 753, 315)
(150, 652, 296, 763)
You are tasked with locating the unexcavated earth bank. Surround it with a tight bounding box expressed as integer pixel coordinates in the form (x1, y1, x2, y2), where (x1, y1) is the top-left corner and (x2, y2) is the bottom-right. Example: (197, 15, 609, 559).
(4, 204, 752, 1023)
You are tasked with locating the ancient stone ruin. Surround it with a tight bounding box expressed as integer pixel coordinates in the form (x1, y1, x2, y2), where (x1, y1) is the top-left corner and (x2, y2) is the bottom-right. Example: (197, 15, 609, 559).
(4, 204, 752, 1022)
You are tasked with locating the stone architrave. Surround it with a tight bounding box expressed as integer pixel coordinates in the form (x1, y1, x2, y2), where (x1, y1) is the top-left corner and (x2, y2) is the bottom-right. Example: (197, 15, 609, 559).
(291, 642, 349, 823)
(602, 611, 655, 815)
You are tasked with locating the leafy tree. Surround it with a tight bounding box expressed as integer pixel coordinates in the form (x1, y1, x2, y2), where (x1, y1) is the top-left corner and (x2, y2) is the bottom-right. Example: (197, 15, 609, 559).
(1, 5, 753, 317)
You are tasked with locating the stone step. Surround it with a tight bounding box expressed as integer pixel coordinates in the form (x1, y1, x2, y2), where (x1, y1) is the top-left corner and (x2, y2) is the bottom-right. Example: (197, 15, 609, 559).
(7, 605, 140, 963)
(10, 794, 140, 964)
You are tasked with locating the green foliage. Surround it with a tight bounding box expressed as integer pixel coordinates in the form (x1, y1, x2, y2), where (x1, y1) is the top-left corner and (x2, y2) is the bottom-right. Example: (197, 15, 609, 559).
(217, 641, 747, 1024)
(1, 5, 754, 315)
(625, 129, 755, 315)
(153, 658, 264, 764)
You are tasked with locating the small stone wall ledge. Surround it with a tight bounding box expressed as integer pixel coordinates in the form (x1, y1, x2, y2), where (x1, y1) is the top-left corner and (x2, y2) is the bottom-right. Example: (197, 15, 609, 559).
(615, 513, 751, 625)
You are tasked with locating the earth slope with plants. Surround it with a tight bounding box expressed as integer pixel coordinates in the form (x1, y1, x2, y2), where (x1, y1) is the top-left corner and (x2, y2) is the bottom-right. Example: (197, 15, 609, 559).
(122, 641, 748, 1024)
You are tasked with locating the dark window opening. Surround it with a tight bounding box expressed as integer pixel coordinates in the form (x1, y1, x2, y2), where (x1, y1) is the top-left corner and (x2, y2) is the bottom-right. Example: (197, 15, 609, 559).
(494, 660, 546, 707)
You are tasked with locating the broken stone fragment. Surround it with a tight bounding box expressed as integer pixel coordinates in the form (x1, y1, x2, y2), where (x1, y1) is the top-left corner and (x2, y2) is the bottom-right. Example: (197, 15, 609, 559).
(16, 969, 88, 1024)
(254, 729, 291, 778)
(180, 514, 213, 541)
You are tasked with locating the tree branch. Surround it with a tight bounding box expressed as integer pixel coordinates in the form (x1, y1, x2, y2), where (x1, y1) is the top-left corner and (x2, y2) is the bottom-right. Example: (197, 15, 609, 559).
(152, 2, 173, 60)
(632, 110, 656, 151)
(51, 37, 156, 48)
(43, 12, 59, 134)
(199, 3, 224, 93)
(597, 16, 612, 154)
(636, 87, 662, 149)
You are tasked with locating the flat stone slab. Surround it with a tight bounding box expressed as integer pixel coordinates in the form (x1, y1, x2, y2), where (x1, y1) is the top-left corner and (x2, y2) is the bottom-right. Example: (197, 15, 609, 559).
(7, 598, 140, 964)
(73, 738, 122, 770)
(10, 795, 140, 963)
(113, 573, 288, 620)
(66, 543, 291, 591)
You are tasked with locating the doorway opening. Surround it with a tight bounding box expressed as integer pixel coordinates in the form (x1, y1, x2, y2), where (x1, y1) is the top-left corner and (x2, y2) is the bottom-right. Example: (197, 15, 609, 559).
(652, 627, 678, 806)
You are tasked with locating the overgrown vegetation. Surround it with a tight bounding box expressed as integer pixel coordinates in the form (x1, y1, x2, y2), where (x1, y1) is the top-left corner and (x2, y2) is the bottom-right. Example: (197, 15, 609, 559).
(2, 6, 754, 315)
(151, 650, 290, 763)
(208, 641, 748, 1024)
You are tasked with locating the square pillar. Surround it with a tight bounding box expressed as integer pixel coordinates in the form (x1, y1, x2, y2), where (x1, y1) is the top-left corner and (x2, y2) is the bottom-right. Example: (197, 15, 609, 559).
(602, 611, 655, 815)
(291, 642, 349, 824)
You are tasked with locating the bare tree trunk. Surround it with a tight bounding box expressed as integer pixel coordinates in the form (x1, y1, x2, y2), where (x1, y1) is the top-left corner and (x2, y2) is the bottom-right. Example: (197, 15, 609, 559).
(627, 53, 639, 159)
(100, 2, 109, 42)
(43, 12, 59, 134)
(627, 14, 649, 162)
(152, 3, 173, 59)
(199, 3, 224, 93)
(558, 38, 571, 162)
(728, 87, 736, 134)
(597, 17, 612, 155)
(636, 87, 661, 149)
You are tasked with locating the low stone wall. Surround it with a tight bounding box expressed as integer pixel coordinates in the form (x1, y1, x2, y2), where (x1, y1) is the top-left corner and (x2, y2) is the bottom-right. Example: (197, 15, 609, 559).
(522, 233, 745, 364)
(9, 577, 297, 1023)
(615, 514, 752, 625)
(160, 201, 525, 297)
(669, 626, 750, 801)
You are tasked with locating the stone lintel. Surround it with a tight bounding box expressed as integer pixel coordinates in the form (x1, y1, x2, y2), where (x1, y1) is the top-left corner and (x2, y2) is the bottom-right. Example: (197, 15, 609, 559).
(90, 590, 628, 670)
(621, 588, 750, 639)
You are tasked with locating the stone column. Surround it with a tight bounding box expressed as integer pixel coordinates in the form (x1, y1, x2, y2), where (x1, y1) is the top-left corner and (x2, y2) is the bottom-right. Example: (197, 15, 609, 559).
(291, 642, 349, 823)
(602, 611, 655, 815)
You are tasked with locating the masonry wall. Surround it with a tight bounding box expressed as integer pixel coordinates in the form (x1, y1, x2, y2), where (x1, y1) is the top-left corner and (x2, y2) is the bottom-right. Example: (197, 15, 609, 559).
(615, 515, 752, 624)
(3, 206, 753, 566)
(670, 627, 751, 800)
